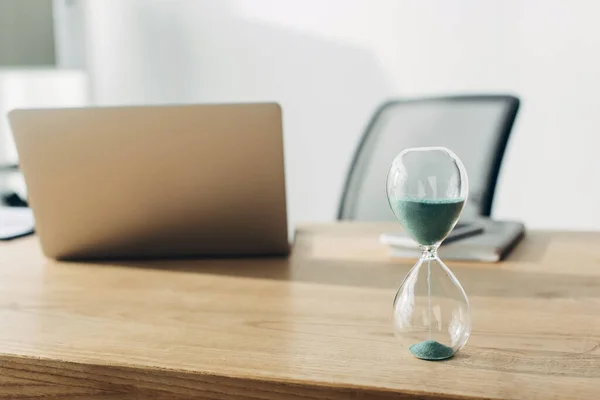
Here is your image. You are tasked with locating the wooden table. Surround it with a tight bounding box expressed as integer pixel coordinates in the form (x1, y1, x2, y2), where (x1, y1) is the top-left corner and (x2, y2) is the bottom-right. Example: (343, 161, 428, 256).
(0, 223, 599, 399)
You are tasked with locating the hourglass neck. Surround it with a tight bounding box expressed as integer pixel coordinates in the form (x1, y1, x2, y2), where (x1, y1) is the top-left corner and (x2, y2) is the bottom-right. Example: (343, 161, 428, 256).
(420, 246, 438, 260)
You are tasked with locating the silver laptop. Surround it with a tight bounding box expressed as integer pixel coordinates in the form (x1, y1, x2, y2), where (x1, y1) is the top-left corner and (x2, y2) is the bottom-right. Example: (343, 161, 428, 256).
(8, 103, 289, 260)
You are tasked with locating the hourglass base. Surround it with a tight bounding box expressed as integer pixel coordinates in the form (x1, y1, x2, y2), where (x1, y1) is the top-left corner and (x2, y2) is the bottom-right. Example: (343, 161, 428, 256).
(409, 340, 454, 360)
(392, 249, 471, 361)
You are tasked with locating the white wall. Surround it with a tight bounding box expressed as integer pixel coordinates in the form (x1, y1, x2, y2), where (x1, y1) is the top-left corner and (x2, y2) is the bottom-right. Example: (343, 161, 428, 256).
(72, 0, 394, 232)
(59, 0, 600, 231)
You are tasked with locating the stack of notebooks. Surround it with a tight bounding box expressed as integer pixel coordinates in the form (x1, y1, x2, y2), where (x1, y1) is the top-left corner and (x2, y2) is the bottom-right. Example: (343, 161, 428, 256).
(380, 218, 525, 262)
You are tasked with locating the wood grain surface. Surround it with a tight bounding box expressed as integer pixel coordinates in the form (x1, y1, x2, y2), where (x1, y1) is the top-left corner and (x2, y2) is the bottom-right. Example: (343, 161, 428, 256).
(0, 222, 599, 399)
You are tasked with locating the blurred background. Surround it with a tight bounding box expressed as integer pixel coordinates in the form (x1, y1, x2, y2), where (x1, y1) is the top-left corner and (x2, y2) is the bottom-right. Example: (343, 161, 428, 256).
(1, 0, 598, 232)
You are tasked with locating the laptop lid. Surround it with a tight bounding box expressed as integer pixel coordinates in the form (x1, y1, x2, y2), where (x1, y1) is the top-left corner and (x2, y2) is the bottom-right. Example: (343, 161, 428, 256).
(9, 103, 289, 260)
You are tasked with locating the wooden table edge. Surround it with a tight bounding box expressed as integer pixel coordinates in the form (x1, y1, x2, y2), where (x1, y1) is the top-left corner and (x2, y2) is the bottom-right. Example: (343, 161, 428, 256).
(0, 353, 483, 400)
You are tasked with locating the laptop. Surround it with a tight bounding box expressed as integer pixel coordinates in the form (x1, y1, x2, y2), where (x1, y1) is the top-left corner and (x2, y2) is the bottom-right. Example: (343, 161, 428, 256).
(8, 103, 289, 260)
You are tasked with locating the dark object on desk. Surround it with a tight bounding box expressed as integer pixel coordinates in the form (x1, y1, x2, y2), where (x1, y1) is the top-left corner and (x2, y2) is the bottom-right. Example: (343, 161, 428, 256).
(380, 218, 525, 262)
(2, 192, 28, 208)
(338, 94, 520, 222)
(0, 169, 33, 239)
(0, 164, 19, 172)
(0, 164, 27, 207)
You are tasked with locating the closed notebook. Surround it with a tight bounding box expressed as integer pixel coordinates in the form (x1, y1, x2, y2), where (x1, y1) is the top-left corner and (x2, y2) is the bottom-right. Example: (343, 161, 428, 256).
(380, 219, 525, 262)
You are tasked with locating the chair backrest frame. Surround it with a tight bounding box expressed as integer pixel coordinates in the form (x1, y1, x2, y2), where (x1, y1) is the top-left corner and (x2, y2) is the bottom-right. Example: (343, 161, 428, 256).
(338, 94, 520, 220)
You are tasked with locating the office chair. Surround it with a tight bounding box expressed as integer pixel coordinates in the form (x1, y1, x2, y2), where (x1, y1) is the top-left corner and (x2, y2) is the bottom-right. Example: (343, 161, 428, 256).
(338, 95, 520, 221)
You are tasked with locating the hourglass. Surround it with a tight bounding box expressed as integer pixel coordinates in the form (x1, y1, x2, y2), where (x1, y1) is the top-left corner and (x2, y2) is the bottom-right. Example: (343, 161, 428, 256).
(386, 147, 471, 360)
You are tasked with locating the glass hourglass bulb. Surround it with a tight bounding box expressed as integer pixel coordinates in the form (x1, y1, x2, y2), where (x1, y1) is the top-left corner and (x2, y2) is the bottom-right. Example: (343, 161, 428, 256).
(386, 147, 471, 360)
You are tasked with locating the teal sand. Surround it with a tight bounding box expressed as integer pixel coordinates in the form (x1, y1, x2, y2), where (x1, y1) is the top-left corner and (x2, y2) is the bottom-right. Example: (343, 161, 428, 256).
(409, 340, 454, 360)
(391, 197, 465, 245)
